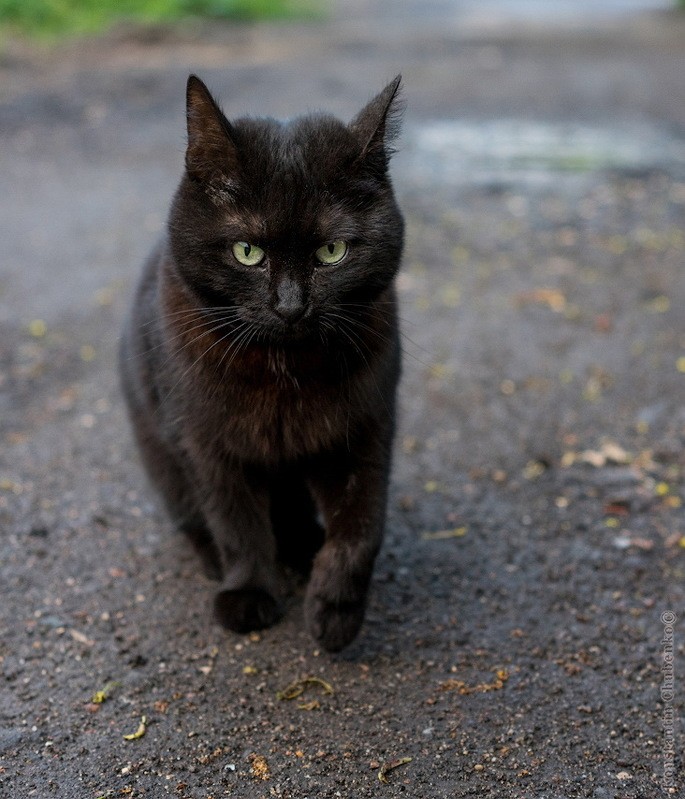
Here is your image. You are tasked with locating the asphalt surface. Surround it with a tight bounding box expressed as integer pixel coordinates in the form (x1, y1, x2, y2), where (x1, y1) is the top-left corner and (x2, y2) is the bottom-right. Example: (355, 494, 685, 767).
(1, 3, 685, 797)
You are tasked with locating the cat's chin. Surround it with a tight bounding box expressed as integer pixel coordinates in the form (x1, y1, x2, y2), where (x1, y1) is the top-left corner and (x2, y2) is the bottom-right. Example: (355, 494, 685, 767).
(260, 316, 319, 344)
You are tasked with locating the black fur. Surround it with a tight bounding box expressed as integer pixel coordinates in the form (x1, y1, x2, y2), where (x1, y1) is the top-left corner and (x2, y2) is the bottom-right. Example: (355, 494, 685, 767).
(119, 75, 404, 651)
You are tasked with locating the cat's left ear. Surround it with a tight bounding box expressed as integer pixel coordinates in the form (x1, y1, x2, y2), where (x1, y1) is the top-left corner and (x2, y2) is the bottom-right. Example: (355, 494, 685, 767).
(185, 75, 239, 184)
(350, 75, 404, 169)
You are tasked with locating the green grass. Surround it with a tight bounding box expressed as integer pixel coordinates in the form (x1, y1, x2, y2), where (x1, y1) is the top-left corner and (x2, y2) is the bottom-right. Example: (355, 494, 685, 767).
(0, 0, 320, 39)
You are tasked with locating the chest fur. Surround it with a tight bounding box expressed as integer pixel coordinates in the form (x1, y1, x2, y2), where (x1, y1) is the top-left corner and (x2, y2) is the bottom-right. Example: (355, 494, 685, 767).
(157, 273, 395, 463)
(169, 325, 360, 462)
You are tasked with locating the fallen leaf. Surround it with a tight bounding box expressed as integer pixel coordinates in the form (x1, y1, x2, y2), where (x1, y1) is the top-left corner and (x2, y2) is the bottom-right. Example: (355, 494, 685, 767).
(603, 502, 630, 516)
(515, 288, 566, 312)
(277, 676, 334, 701)
(440, 669, 509, 695)
(123, 716, 147, 741)
(523, 461, 546, 480)
(578, 450, 606, 467)
(80, 344, 96, 362)
(297, 699, 321, 711)
(630, 537, 654, 551)
(69, 629, 94, 647)
(28, 319, 47, 337)
(91, 680, 120, 704)
(249, 753, 270, 781)
(378, 756, 412, 784)
(422, 527, 467, 540)
(600, 441, 631, 464)
(562, 440, 632, 468)
(593, 313, 613, 333)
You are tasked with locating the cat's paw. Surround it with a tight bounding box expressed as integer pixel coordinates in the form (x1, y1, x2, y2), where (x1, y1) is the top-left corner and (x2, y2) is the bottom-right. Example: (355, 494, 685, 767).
(304, 595, 365, 652)
(214, 587, 281, 633)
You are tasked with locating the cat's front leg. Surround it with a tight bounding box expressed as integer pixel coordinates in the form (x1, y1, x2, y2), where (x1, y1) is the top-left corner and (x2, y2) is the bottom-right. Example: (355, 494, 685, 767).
(305, 439, 391, 651)
(189, 459, 283, 633)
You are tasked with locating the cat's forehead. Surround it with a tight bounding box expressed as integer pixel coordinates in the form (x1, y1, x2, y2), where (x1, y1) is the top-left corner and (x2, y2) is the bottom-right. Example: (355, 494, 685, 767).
(221, 187, 355, 244)
(233, 114, 358, 181)
(221, 115, 362, 238)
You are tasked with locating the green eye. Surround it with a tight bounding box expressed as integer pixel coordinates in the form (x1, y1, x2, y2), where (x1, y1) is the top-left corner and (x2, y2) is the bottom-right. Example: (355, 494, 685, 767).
(315, 240, 348, 265)
(232, 241, 265, 266)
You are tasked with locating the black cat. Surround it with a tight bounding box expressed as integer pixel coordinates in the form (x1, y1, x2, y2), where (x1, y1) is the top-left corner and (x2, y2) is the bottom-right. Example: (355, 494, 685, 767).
(119, 74, 404, 651)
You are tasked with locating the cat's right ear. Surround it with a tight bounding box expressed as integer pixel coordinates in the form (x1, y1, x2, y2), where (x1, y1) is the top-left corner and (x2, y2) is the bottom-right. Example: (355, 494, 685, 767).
(349, 75, 404, 173)
(185, 75, 239, 184)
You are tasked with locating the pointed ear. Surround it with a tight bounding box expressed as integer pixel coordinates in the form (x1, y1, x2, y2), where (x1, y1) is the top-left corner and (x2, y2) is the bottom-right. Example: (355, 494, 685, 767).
(185, 75, 238, 185)
(349, 75, 404, 169)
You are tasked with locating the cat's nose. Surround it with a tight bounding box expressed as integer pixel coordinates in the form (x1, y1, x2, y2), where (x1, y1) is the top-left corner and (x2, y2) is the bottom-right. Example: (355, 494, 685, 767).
(274, 276, 306, 322)
(274, 300, 306, 323)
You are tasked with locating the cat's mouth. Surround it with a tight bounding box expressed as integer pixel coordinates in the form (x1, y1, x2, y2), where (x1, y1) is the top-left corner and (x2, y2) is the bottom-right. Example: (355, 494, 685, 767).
(256, 307, 319, 343)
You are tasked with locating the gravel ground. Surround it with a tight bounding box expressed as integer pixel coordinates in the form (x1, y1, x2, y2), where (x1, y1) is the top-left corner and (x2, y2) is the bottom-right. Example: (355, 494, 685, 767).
(1, 4, 684, 798)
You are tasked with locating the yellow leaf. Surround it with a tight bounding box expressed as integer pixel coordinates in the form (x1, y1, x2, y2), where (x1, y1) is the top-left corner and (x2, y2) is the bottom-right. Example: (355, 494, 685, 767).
(378, 757, 412, 784)
(28, 319, 47, 337)
(298, 699, 321, 710)
(80, 345, 96, 362)
(123, 716, 147, 741)
(516, 287, 566, 312)
(428, 363, 449, 379)
(277, 676, 334, 702)
(645, 295, 670, 313)
(439, 285, 461, 307)
(523, 461, 546, 480)
(422, 527, 467, 540)
(91, 680, 119, 704)
(249, 753, 270, 781)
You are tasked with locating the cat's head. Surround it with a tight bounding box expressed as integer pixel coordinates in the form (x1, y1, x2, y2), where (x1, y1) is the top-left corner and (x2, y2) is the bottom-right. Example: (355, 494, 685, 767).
(168, 75, 404, 342)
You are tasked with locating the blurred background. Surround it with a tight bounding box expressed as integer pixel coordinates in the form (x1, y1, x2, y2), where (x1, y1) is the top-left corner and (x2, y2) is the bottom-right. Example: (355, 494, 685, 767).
(0, 0, 680, 39)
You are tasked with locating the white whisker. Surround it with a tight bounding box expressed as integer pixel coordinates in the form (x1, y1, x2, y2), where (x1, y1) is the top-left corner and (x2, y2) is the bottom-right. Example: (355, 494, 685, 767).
(157, 320, 252, 411)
